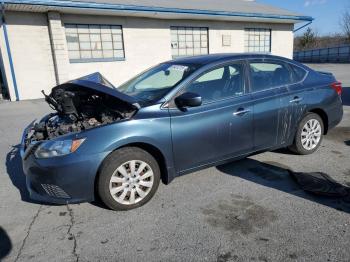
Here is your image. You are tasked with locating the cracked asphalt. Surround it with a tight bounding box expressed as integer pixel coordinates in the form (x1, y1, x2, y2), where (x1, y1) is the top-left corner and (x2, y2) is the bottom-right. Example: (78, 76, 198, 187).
(1, 65, 350, 262)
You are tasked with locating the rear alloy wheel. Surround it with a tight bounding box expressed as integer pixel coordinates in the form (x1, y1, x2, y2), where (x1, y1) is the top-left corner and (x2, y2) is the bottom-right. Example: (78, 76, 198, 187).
(289, 113, 324, 155)
(98, 147, 160, 211)
(300, 119, 322, 151)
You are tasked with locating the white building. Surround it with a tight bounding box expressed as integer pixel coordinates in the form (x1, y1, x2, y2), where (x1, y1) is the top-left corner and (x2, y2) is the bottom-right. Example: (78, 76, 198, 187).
(0, 0, 312, 101)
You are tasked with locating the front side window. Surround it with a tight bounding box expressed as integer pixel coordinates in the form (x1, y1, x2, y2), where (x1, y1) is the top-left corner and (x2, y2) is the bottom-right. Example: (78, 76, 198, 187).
(65, 24, 125, 62)
(249, 61, 292, 92)
(171, 26, 209, 58)
(117, 63, 200, 102)
(245, 28, 271, 53)
(184, 63, 245, 103)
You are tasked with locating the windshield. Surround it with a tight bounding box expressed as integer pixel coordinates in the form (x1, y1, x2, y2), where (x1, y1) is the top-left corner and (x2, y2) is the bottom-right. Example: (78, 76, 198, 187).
(117, 63, 200, 102)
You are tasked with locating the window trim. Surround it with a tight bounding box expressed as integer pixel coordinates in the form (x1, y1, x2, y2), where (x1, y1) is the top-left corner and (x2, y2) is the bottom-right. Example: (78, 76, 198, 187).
(167, 60, 248, 108)
(170, 26, 209, 58)
(288, 62, 309, 84)
(69, 57, 126, 63)
(244, 28, 272, 53)
(246, 58, 309, 94)
(65, 23, 126, 63)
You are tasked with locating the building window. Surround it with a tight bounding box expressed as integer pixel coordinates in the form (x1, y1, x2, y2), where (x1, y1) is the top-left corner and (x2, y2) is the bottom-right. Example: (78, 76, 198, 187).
(244, 28, 271, 53)
(170, 26, 208, 58)
(65, 24, 125, 62)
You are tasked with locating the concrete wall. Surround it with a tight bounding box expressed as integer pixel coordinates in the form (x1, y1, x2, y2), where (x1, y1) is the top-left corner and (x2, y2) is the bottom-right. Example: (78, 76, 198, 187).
(0, 12, 56, 100)
(1, 11, 294, 100)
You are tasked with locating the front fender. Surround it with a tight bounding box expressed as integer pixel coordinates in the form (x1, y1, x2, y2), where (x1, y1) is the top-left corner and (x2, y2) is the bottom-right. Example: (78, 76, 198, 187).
(76, 115, 176, 183)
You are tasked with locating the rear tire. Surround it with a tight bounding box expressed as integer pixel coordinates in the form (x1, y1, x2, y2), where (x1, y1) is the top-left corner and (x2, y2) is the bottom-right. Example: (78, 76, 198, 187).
(289, 113, 324, 155)
(98, 147, 160, 211)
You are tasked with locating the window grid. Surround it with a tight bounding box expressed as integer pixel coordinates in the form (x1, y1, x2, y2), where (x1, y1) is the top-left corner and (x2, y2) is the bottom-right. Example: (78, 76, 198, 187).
(244, 28, 271, 53)
(170, 26, 209, 58)
(65, 24, 125, 62)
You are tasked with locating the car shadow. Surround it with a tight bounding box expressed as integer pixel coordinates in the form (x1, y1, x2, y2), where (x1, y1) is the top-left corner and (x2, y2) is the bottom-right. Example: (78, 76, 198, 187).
(271, 148, 298, 155)
(6, 144, 40, 204)
(217, 158, 350, 214)
(342, 86, 350, 106)
(90, 191, 111, 210)
(0, 227, 12, 260)
(90, 199, 110, 210)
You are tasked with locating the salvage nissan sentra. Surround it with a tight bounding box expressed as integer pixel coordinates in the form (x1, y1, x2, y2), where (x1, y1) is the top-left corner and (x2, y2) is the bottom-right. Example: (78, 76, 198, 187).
(21, 54, 343, 210)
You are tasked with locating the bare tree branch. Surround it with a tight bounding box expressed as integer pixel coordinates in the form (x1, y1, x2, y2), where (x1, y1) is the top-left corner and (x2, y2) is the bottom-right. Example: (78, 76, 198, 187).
(340, 9, 350, 42)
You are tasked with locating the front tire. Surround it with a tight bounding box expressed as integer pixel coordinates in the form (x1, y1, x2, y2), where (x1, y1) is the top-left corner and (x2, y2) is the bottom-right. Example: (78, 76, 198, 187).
(289, 113, 324, 155)
(98, 147, 160, 211)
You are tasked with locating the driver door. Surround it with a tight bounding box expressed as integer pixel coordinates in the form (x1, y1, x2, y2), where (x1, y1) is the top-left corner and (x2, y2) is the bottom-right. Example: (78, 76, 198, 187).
(169, 62, 254, 173)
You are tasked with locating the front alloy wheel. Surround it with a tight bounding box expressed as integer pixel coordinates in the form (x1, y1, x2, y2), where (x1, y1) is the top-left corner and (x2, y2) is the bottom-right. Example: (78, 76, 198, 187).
(109, 160, 154, 205)
(98, 147, 160, 211)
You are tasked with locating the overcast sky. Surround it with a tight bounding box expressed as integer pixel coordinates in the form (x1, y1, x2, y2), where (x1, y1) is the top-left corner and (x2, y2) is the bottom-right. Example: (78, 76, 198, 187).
(258, 0, 350, 35)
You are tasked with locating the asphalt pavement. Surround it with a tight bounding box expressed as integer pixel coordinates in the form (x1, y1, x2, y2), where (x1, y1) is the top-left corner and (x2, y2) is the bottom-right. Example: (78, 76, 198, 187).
(0, 70, 349, 262)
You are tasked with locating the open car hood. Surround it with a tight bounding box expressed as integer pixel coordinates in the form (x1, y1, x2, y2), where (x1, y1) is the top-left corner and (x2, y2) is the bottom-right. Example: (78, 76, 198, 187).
(57, 72, 141, 109)
(33, 72, 139, 142)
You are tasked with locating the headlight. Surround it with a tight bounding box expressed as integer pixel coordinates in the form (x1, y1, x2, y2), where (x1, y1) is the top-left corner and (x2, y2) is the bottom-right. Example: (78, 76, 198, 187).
(34, 138, 86, 158)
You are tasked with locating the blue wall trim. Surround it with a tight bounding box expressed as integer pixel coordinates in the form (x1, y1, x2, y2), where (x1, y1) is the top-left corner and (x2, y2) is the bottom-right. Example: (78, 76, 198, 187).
(2, 19, 19, 100)
(293, 21, 313, 33)
(3, 0, 314, 22)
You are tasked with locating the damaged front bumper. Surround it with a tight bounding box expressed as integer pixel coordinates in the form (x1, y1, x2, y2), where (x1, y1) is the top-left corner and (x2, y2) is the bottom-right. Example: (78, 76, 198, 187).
(20, 121, 105, 204)
(20, 120, 36, 158)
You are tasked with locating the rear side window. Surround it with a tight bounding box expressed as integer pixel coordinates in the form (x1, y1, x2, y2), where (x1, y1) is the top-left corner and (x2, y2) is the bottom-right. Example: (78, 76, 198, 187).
(290, 64, 307, 82)
(249, 61, 292, 92)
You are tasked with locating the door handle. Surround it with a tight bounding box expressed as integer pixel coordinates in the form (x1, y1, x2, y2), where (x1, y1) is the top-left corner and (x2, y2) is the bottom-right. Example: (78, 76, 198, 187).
(289, 96, 303, 103)
(233, 108, 251, 116)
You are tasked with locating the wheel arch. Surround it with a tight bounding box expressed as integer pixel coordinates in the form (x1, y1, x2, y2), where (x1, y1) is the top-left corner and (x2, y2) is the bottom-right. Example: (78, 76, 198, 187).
(94, 142, 171, 199)
(308, 108, 329, 134)
(120, 142, 169, 185)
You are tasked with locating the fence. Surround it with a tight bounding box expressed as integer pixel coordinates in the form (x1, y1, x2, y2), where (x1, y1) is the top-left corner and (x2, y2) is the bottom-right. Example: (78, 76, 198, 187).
(293, 45, 350, 63)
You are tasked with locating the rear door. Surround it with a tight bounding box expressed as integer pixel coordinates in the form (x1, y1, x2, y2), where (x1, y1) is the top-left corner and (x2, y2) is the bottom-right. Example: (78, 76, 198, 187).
(277, 63, 309, 145)
(248, 59, 294, 150)
(169, 61, 254, 173)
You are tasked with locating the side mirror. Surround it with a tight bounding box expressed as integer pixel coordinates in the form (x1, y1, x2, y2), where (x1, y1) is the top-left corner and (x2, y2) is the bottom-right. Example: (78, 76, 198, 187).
(175, 92, 202, 108)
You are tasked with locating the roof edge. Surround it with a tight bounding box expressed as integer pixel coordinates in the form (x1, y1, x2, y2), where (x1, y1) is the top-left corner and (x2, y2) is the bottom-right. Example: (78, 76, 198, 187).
(2, 0, 314, 22)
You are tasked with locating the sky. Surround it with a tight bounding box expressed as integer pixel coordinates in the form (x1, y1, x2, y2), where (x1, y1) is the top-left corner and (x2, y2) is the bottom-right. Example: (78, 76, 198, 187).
(257, 0, 350, 36)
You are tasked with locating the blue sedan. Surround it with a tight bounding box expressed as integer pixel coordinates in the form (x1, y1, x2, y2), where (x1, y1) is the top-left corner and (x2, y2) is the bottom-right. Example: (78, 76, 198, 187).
(21, 54, 343, 210)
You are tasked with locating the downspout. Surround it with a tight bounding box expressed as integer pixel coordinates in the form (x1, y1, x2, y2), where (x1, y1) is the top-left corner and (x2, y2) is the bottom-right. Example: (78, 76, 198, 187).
(1, 1, 19, 100)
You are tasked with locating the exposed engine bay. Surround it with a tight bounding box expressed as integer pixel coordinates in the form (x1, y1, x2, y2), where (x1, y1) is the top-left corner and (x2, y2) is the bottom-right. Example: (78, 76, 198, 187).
(29, 82, 137, 143)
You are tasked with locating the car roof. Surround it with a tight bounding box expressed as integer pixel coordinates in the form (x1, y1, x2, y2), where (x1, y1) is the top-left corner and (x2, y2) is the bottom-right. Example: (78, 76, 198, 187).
(168, 53, 293, 66)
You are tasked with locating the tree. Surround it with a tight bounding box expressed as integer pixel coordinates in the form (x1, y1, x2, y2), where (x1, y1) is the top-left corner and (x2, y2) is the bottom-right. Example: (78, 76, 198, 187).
(299, 27, 317, 49)
(340, 10, 350, 42)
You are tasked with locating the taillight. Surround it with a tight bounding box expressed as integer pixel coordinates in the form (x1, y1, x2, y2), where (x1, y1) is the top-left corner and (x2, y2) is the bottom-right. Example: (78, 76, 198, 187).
(331, 82, 342, 95)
